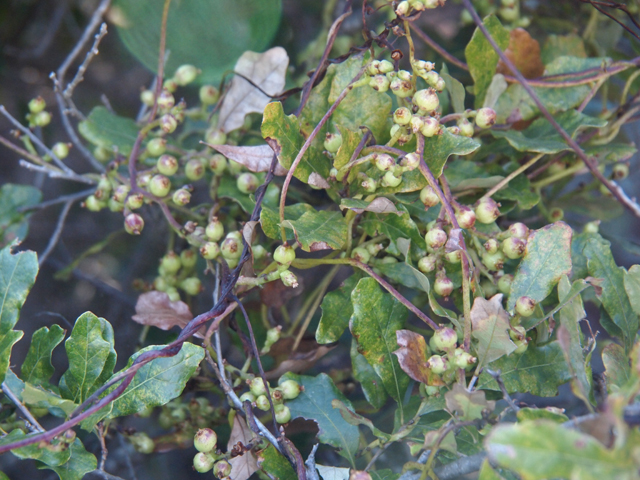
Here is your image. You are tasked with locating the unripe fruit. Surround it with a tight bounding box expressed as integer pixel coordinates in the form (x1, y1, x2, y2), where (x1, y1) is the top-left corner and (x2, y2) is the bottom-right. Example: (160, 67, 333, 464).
(280, 270, 299, 288)
(249, 377, 268, 397)
(149, 174, 171, 197)
(374, 154, 395, 172)
(481, 279, 498, 297)
(185, 159, 205, 180)
(434, 274, 454, 297)
(157, 89, 175, 110)
(475, 198, 501, 224)
(400, 152, 420, 170)
(432, 327, 457, 350)
(420, 117, 440, 137)
(200, 242, 220, 260)
(422, 70, 440, 87)
(239, 392, 255, 404)
(418, 255, 437, 274)
(207, 155, 227, 176)
(146, 138, 167, 157)
(508, 222, 529, 239)
(583, 221, 600, 233)
(425, 227, 447, 249)
(420, 186, 440, 207)
(425, 385, 440, 396)
(274, 244, 296, 265)
(502, 236, 527, 259)
(513, 337, 529, 354)
(275, 405, 292, 424)
(410, 115, 425, 134)
(271, 388, 284, 405)
(181, 277, 202, 296)
(453, 349, 477, 369)
(613, 163, 629, 180)
(393, 107, 412, 125)
(361, 176, 378, 193)
(237, 173, 259, 194)
(163, 78, 178, 93)
(549, 207, 564, 221)
(194, 452, 215, 473)
(255, 395, 270, 411)
(112, 184, 131, 203)
(221, 237, 242, 260)
(181, 249, 198, 268)
(475, 108, 497, 129)
(131, 433, 155, 454)
(369, 75, 390, 92)
(396, 0, 410, 15)
(351, 247, 371, 264)
(159, 113, 177, 133)
(205, 128, 226, 146)
(199, 85, 219, 104)
(161, 252, 182, 274)
(52, 142, 70, 159)
(265, 326, 281, 347)
(324, 132, 342, 153)
(497, 273, 513, 294)
(434, 77, 446, 92)
(445, 250, 461, 264)
(194, 428, 217, 453)
(509, 325, 526, 342)
(279, 379, 302, 400)
(382, 171, 402, 187)
(427, 355, 448, 374)
(413, 89, 440, 112)
(28, 96, 46, 113)
(126, 193, 144, 210)
(174, 64, 199, 86)
(458, 118, 475, 137)
(84, 195, 104, 212)
(214, 460, 232, 479)
(205, 218, 224, 241)
(173, 188, 191, 205)
(484, 238, 499, 254)
(390, 76, 413, 98)
(34, 111, 51, 127)
(515, 296, 536, 317)
(140, 89, 155, 106)
(482, 250, 505, 271)
(227, 158, 243, 175)
(157, 154, 179, 176)
(455, 205, 476, 229)
(108, 198, 124, 212)
(253, 244, 267, 260)
(124, 213, 144, 235)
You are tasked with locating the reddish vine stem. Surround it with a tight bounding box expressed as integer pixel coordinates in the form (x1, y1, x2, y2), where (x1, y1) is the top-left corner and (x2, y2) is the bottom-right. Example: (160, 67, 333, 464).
(278, 64, 368, 241)
(460, 0, 640, 219)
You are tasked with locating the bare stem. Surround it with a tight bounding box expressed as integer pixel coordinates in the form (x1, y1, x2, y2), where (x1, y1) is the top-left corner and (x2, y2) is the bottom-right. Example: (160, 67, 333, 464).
(480, 153, 545, 200)
(39, 201, 74, 266)
(2, 381, 45, 433)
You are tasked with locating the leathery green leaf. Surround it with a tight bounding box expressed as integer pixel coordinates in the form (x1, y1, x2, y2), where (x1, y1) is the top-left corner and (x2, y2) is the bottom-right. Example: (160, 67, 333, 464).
(59, 312, 116, 404)
(40, 439, 97, 480)
(477, 341, 571, 396)
(602, 343, 630, 392)
(471, 294, 517, 370)
(351, 339, 388, 409)
(624, 264, 640, 317)
(260, 202, 314, 241)
(507, 222, 572, 311)
(0, 184, 41, 248)
(317, 273, 362, 344)
(7, 429, 71, 467)
(258, 444, 296, 480)
(21, 325, 65, 386)
(465, 15, 509, 108)
(361, 204, 425, 254)
(279, 373, 359, 466)
(0, 245, 38, 383)
(283, 209, 348, 252)
(350, 278, 410, 420)
(583, 235, 638, 351)
(78, 106, 140, 156)
(486, 420, 638, 480)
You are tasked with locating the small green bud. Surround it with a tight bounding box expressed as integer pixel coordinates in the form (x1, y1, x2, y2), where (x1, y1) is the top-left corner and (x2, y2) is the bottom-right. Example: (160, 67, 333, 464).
(275, 405, 292, 424)
(457, 118, 475, 137)
(265, 326, 281, 346)
(94, 146, 112, 162)
(250, 377, 268, 397)
(482, 250, 505, 271)
(400, 152, 420, 170)
(497, 273, 513, 294)
(221, 236, 242, 261)
(475, 108, 497, 129)
(509, 325, 526, 342)
(434, 77, 446, 92)
(453, 349, 477, 369)
(390, 76, 414, 98)
(369, 75, 390, 92)
(131, 433, 155, 454)
(432, 327, 457, 350)
(513, 337, 529, 354)
(507, 222, 529, 239)
(409, 116, 425, 134)
(83, 195, 104, 212)
(161, 252, 182, 274)
(395, 1, 410, 15)
(374, 153, 395, 172)
(420, 186, 440, 207)
(484, 238, 499, 254)
(146, 138, 167, 157)
(515, 296, 536, 317)
(502, 236, 527, 259)
(112, 184, 131, 203)
(324, 132, 342, 153)
(481, 279, 498, 297)
(157, 154, 179, 176)
(174, 64, 199, 86)
(214, 460, 232, 479)
(239, 392, 255, 404)
(271, 388, 284, 405)
(351, 247, 371, 264)
(126, 193, 144, 210)
(181, 277, 202, 296)
(583, 221, 600, 233)
(194, 428, 217, 453)
(209, 154, 227, 175)
(475, 197, 501, 224)
(205, 128, 226, 146)
(413, 88, 439, 112)
(613, 163, 629, 180)
(425, 227, 447, 249)
(279, 379, 302, 400)
(205, 218, 224, 241)
(274, 244, 296, 265)
(393, 107, 412, 125)
(199, 85, 219, 104)
(181, 249, 198, 268)
(193, 452, 215, 473)
(237, 173, 259, 194)
(434, 274, 454, 297)
(361, 176, 378, 193)
(381, 171, 402, 187)
(140, 89, 155, 107)
(157, 89, 175, 110)
(418, 255, 437, 273)
(280, 269, 299, 288)
(253, 244, 267, 260)
(455, 205, 476, 229)
(28, 96, 46, 113)
(163, 78, 178, 93)
(420, 117, 440, 137)
(200, 242, 220, 260)
(445, 250, 461, 264)
(52, 142, 70, 159)
(108, 198, 124, 212)
(427, 355, 448, 374)
(255, 395, 270, 411)
(33, 110, 52, 127)
(172, 188, 191, 205)
(185, 158, 205, 181)
(160, 113, 178, 134)
(149, 174, 172, 197)
(549, 207, 564, 221)
(124, 213, 144, 235)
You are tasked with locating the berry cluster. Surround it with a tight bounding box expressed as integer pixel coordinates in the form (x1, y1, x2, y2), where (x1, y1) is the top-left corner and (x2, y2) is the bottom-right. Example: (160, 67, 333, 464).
(238, 377, 302, 425)
(192, 428, 232, 478)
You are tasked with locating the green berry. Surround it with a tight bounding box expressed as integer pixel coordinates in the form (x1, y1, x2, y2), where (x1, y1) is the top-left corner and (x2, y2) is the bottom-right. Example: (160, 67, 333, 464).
(445, 250, 461, 264)
(324, 132, 342, 153)
(200, 242, 220, 260)
(457, 118, 475, 137)
(126, 193, 144, 210)
(351, 247, 371, 264)
(161, 252, 181, 274)
(481, 279, 498, 297)
(509, 325, 526, 342)
(420, 186, 440, 207)
(253, 244, 267, 260)
(274, 244, 295, 265)
(214, 460, 232, 479)
(112, 184, 130, 203)
(140, 89, 155, 106)
(271, 388, 284, 405)
(131, 433, 155, 454)
(149, 174, 171, 197)
(163, 79, 178, 93)
(185, 158, 205, 180)
(434, 77, 446, 92)
(425, 227, 447, 249)
(382, 171, 402, 187)
(173, 188, 191, 205)
(549, 207, 564, 221)
(425, 385, 440, 396)
(453, 349, 477, 369)
(502, 236, 527, 259)
(613, 163, 629, 180)
(174, 64, 199, 86)
(160, 113, 178, 133)
(205, 128, 226, 145)
(432, 327, 457, 350)
(205, 218, 224, 241)
(455, 205, 476, 229)
(199, 85, 219, 104)
(193, 452, 215, 473)
(194, 428, 217, 453)
(421, 117, 441, 137)
(52, 142, 70, 159)
(373, 154, 395, 172)
(390, 76, 414, 98)
(475, 108, 497, 129)
(482, 250, 505, 271)
(239, 392, 255, 404)
(507, 222, 529, 239)
(413, 88, 440, 112)
(513, 337, 529, 354)
(146, 138, 167, 156)
(427, 355, 448, 374)
(583, 221, 600, 233)
(475, 198, 501, 224)
(515, 296, 536, 317)
(418, 255, 437, 273)
(84, 195, 105, 212)
(124, 213, 144, 235)
(369, 75, 390, 92)
(265, 326, 281, 346)
(209, 154, 227, 175)
(237, 173, 259, 194)
(279, 379, 302, 400)
(180, 249, 198, 268)
(157, 154, 178, 176)
(497, 274, 513, 294)
(157, 89, 175, 110)
(400, 152, 420, 170)
(275, 405, 292, 424)
(108, 198, 124, 212)
(181, 277, 202, 296)
(280, 270, 299, 288)
(361, 176, 378, 193)
(249, 377, 268, 397)
(393, 107, 412, 125)
(28, 96, 46, 113)
(33, 110, 51, 127)
(255, 394, 270, 411)
(434, 274, 454, 297)
(484, 238, 499, 254)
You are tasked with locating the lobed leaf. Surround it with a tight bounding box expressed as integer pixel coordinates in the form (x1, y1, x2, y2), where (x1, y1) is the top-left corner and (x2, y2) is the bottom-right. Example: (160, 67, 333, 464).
(283, 209, 348, 252)
(21, 324, 65, 387)
(78, 106, 139, 156)
(316, 273, 362, 344)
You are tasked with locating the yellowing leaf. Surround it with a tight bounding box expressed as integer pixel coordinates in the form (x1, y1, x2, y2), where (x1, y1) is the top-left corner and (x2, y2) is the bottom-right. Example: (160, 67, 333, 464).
(471, 294, 517, 369)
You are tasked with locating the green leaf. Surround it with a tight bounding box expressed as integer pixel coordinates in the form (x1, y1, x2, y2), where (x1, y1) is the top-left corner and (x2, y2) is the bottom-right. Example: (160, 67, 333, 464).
(624, 264, 640, 317)
(21, 325, 65, 386)
(0, 184, 41, 248)
(22, 383, 77, 417)
(361, 205, 425, 254)
(261, 102, 330, 182)
(113, 0, 281, 84)
(516, 407, 568, 423)
(583, 235, 638, 351)
(350, 278, 410, 419)
(42, 439, 97, 480)
(279, 373, 359, 466)
(486, 420, 638, 480)
(317, 273, 362, 344)
(602, 343, 630, 392)
(507, 222, 572, 311)
(477, 341, 571, 396)
(109, 342, 203, 418)
(471, 295, 517, 369)
(491, 110, 606, 154)
(217, 175, 256, 213)
(332, 398, 390, 440)
(557, 276, 593, 405)
(59, 312, 116, 404)
(283, 209, 347, 252)
(78, 106, 140, 156)
(333, 125, 364, 170)
(0, 245, 38, 383)
(445, 383, 495, 421)
(441, 71, 465, 114)
(351, 339, 388, 409)
(478, 459, 506, 480)
(370, 470, 399, 480)
(258, 445, 297, 480)
(260, 203, 314, 241)
(316, 465, 350, 480)
(541, 34, 587, 64)
(465, 15, 510, 108)
(6, 429, 71, 466)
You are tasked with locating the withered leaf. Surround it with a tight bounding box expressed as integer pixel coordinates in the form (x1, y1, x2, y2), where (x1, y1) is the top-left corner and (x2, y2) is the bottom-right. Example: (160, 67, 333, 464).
(445, 383, 495, 421)
(496, 28, 545, 79)
(265, 339, 335, 380)
(393, 330, 445, 386)
(227, 416, 258, 480)
(208, 144, 288, 176)
(132, 291, 205, 338)
(471, 294, 517, 369)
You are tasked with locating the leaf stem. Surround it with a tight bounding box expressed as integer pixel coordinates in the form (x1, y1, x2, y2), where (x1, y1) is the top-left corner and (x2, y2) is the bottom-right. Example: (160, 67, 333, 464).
(480, 152, 544, 201)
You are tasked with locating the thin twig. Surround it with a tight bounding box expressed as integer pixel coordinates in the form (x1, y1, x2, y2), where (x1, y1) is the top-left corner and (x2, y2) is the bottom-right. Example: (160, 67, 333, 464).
(39, 201, 74, 266)
(486, 369, 520, 412)
(18, 160, 96, 184)
(96, 422, 108, 470)
(64, 23, 108, 99)
(2, 381, 45, 433)
(18, 188, 95, 212)
(480, 153, 544, 200)
(409, 23, 469, 71)
(461, 0, 640, 219)
(0, 134, 50, 165)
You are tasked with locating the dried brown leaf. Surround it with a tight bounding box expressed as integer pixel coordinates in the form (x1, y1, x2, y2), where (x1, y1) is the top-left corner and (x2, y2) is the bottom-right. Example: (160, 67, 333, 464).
(340, 197, 400, 215)
(496, 28, 545, 79)
(227, 416, 258, 480)
(132, 291, 205, 338)
(208, 144, 288, 176)
(393, 330, 445, 386)
(307, 172, 330, 189)
(265, 342, 335, 380)
(218, 47, 289, 133)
